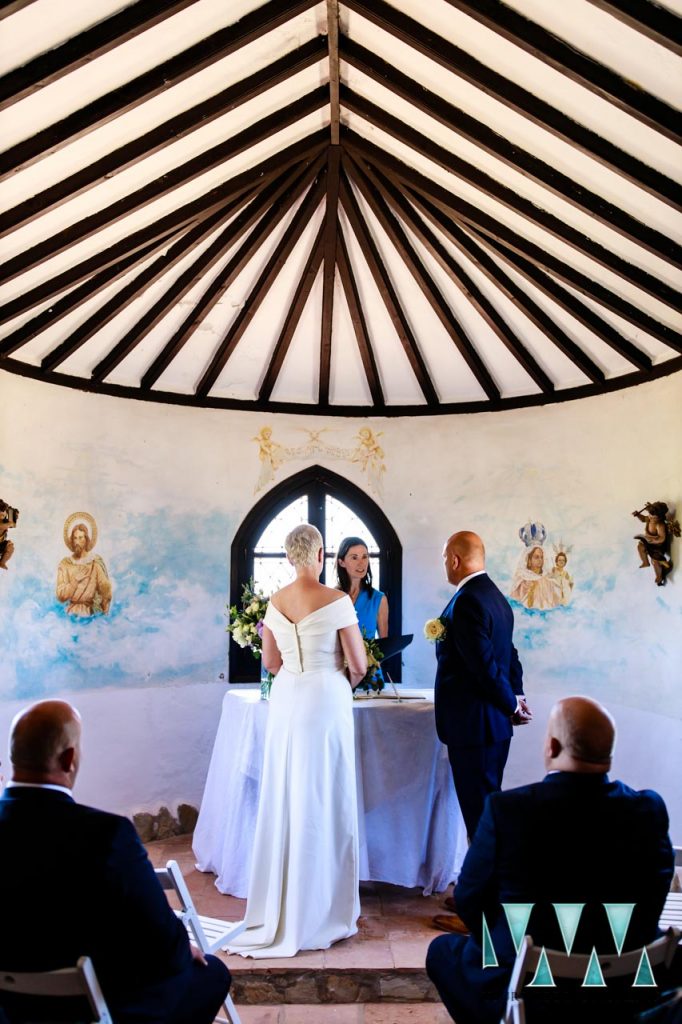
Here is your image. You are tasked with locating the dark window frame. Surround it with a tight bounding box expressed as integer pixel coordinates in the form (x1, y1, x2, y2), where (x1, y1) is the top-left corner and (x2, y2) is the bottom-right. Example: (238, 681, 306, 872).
(229, 464, 402, 682)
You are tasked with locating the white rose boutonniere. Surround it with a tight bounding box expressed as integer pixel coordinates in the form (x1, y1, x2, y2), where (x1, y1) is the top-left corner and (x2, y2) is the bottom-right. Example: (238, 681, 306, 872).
(424, 617, 446, 642)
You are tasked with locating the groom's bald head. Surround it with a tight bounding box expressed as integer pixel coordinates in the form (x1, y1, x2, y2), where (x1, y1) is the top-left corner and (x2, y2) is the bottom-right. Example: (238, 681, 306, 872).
(443, 531, 486, 586)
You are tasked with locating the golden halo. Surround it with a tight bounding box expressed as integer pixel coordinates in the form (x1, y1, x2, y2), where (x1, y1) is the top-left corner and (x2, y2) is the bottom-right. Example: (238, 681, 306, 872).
(63, 511, 98, 552)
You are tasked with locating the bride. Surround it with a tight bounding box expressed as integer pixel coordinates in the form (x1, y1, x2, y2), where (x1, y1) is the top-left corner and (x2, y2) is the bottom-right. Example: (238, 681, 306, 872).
(228, 523, 367, 958)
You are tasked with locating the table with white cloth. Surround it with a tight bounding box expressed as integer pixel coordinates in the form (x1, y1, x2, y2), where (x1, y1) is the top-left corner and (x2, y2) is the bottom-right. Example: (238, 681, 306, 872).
(193, 688, 467, 898)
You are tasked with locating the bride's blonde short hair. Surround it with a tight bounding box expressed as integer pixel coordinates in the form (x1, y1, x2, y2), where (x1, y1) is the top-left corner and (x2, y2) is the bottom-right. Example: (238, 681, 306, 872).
(285, 524, 323, 568)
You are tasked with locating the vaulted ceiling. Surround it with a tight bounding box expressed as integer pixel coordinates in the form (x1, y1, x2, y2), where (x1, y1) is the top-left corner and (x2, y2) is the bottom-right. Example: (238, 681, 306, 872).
(0, 0, 680, 415)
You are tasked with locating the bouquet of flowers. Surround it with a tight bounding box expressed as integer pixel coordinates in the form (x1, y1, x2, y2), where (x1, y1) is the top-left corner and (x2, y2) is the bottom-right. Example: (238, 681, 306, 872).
(356, 630, 385, 694)
(226, 579, 273, 696)
(424, 617, 446, 642)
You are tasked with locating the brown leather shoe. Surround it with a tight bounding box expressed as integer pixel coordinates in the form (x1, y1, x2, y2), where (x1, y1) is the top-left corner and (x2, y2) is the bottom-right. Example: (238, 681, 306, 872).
(442, 895, 457, 913)
(431, 914, 470, 935)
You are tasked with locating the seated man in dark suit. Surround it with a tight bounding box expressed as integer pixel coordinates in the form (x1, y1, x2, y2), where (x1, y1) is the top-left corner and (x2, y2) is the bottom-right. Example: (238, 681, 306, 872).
(0, 699, 231, 1024)
(426, 696, 675, 1024)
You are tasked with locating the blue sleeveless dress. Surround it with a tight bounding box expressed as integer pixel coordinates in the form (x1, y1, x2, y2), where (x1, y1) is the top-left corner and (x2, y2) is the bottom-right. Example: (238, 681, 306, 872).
(354, 588, 385, 683)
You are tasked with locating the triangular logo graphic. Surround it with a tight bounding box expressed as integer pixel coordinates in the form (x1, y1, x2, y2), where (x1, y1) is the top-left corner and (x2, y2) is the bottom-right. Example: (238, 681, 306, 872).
(528, 947, 555, 987)
(482, 913, 498, 968)
(582, 948, 606, 987)
(553, 904, 584, 955)
(503, 903, 534, 954)
(633, 947, 656, 987)
(603, 904, 635, 955)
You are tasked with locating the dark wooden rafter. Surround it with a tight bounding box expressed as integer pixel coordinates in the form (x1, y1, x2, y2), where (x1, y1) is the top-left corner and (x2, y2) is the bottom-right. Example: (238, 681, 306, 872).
(0, 0, 201, 110)
(196, 171, 329, 398)
(0, 132, 327, 321)
(0, 37, 327, 230)
(338, 171, 439, 405)
(473, 233, 674, 361)
(585, 0, 682, 57)
(342, 0, 681, 209)
(0, 0, 318, 174)
(141, 155, 328, 390)
(42, 195, 255, 373)
(351, 150, 554, 394)
(341, 89, 681, 310)
(327, 0, 341, 145)
(340, 37, 680, 265)
(442, 0, 681, 142)
(91, 158, 324, 382)
(0, 1, 40, 18)
(343, 150, 500, 400)
(0, 92, 328, 287)
(259, 223, 326, 401)
(347, 133, 682, 350)
(320, 147, 342, 404)
(399, 185, 607, 384)
(335, 225, 385, 407)
(0, 232, 181, 358)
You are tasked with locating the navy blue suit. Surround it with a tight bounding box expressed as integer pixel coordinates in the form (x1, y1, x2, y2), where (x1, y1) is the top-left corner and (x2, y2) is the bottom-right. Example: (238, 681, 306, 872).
(427, 772, 675, 1024)
(434, 572, 524, 837)
(0, 786, 230, 1024)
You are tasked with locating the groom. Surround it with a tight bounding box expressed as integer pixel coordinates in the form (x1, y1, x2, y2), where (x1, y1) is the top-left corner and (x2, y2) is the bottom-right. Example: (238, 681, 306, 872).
(434, 531, 530, 854)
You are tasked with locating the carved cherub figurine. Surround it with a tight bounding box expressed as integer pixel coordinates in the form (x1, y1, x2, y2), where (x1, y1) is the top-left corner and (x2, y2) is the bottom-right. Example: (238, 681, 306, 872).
(0, 498, 19, 571)
(632, 501, 680, 586)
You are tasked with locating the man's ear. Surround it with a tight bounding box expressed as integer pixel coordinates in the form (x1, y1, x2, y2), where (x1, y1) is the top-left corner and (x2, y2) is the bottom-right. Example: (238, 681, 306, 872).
(58, 746, 76, 774)
(547, 736, 562, 760)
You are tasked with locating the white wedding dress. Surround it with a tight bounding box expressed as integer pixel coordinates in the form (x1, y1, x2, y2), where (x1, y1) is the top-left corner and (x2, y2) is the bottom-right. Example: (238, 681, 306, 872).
(228, 594, 361, 958)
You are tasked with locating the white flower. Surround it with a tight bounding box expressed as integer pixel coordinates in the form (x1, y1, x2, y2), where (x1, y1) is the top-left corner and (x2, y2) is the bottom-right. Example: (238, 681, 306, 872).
(424, 618, 446, 642)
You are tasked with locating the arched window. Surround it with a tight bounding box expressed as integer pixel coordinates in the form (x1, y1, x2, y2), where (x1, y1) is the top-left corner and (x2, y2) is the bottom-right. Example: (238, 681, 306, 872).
(230, 465, 402, 682)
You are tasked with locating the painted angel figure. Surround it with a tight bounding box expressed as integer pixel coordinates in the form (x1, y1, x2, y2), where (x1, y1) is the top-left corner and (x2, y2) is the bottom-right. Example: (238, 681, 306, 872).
(253, 426, 285, 492)
(632, 501, 680, 586)
(548, 545, 574, 605)
(351, 427, 386, 497)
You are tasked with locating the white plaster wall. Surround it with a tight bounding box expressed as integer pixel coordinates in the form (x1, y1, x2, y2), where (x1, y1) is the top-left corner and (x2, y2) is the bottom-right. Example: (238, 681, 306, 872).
(1, 370, 680, 838)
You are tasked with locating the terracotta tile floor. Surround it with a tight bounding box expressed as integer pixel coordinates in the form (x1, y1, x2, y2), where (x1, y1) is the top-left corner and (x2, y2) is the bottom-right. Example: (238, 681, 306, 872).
(145, 834, 453, 1023)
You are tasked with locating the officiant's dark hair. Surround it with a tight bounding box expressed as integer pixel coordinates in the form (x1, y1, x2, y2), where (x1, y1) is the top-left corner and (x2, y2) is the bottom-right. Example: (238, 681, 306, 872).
(336, 536, 374, 594)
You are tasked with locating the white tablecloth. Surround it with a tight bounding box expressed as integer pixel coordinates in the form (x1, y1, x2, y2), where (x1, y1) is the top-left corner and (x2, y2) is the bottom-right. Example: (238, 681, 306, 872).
(193, 689, 467, 897)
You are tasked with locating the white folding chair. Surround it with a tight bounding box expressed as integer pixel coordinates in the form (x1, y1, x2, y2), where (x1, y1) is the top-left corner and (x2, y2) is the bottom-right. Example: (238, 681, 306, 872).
(502, 927, 681, 1024)
(0, 955, 112, 1023)
(155, 859, 246, 1024)
(659, 846, 682, 934)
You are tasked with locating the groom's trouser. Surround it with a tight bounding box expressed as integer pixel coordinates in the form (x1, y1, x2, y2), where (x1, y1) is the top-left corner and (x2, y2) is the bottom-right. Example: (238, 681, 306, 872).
(447, 739, 511, 841)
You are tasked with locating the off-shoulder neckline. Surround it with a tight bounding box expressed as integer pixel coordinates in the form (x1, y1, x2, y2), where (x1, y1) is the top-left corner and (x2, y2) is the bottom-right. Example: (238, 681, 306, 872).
(268, 593, 351, 626)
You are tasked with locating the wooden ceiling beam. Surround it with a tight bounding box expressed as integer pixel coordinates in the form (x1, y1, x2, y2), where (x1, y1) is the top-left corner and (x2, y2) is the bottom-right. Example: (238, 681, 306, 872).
(0, 0, 200, 110)
(320, 146, 342, 405)
(0, 1, 40, 19)
(335, 224, 385, 407)
(141, 156, 327, 390)
(0, 234, 177, 358)
(259, 222, 326, 402)
(338, 170, 439, 406)
(327, 0, 341, 145)
(345, 131, 682, 350)
(344, 150, 500, 400)
(0, 0, 318, 165)
(340, 37, 680, 264)
(442, 0, 681, 142)
(196, 171, 329, 398)
(404, 191, 607, 384)
(0, 92, 328, 286)
(355, 153, 554, 394)
(473, 234, 671, 362)
(42, 196, 253, 373)
(585, 0, 682, 57)
(88, 163, 323, 382)
(0, 36, 327, 223)
(342, 0, 681, 209)
(341, 89, 680, 310)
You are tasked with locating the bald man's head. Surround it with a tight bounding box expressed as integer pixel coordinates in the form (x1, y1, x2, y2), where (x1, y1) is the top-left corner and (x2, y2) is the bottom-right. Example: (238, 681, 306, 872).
(544, 696, 615, 774)
(443, 531, 486, 586)
(10, 700, 82, 787)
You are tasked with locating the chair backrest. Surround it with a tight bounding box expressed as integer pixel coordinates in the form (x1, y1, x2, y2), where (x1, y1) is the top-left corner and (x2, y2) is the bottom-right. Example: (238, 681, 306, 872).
(154, 859, 207, 951)
(504, 928, 681, 1024)
(0, 955, 113, 1023)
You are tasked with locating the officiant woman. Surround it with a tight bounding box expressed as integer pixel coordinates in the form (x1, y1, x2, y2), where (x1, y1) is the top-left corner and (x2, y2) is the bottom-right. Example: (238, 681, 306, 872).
(336, 537, 388, 642)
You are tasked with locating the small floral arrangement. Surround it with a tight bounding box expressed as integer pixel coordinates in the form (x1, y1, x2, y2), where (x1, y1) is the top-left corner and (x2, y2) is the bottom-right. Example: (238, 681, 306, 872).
(356, 630, 385, 694)
(227, 579, 274, 696)
(424, 617, 446, 642)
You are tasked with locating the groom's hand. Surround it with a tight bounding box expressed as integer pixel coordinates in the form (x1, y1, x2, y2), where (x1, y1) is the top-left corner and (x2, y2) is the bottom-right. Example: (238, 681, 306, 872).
(511, 697, 532, 725)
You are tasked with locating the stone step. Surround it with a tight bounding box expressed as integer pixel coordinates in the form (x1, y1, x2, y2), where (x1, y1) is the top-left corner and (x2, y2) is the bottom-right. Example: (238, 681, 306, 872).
(227, 966, 438, 1006)
(235, 1003, 451, 1022)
